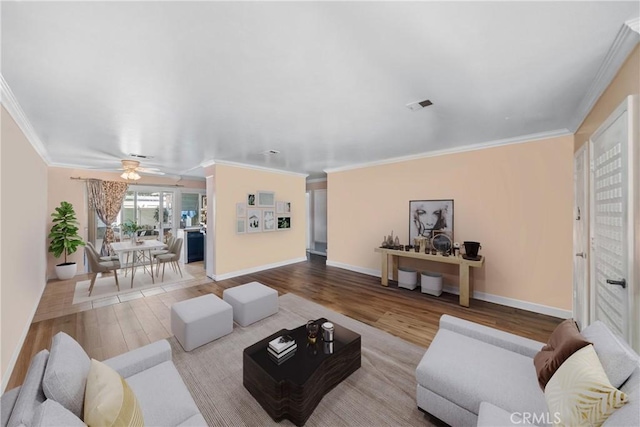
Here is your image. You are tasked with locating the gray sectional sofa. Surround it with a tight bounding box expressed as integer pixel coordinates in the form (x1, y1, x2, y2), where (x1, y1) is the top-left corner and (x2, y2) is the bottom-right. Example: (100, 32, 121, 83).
(1, 332, 205, 427)
(416, 315, 640, 426)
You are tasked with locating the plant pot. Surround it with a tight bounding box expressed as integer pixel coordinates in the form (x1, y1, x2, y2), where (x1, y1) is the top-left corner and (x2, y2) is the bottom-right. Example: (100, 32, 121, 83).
(55, 262, 77, 280)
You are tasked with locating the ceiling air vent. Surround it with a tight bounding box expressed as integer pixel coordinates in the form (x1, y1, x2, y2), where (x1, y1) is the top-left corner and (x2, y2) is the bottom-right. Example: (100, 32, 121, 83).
(129, 153, 153, 159)
(406, 99, 433, 111)
(262, 150, 280, 156)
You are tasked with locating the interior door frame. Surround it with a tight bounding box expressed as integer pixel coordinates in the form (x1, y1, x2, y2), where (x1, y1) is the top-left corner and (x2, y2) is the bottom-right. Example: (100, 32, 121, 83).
(573, 143, 589, 328)
(588, 94, 638, 350)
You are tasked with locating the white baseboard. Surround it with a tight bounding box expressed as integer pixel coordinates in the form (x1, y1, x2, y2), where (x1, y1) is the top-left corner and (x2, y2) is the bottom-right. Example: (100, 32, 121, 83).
(2, 280, 47, 393)
(326, 260, 382, 278)
(212, 257, 307, 281)
(442, 285, 571, 319)
(326, 260, 571, 319)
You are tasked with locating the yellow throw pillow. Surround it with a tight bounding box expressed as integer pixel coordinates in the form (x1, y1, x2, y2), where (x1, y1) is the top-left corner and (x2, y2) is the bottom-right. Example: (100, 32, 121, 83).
(84, 359, 144, 427)
(545, 345, 628, 427)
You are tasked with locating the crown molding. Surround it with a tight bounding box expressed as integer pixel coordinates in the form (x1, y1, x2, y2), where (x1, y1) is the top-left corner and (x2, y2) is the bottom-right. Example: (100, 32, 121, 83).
(323, 128, 571, 174)
(0, 74, 51, 164)
(626, 17, 639, 34)
(306, 177, 327, 183)
(569, 19, 640, 132)
(207, 159, 308, 178)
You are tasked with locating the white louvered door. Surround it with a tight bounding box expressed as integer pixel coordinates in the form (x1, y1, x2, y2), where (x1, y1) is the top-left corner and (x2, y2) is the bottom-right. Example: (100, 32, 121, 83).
(589, 96, 636, 344)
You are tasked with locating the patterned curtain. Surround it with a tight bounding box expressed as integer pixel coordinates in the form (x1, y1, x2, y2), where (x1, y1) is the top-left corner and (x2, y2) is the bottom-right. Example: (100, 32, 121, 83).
(87, 180, 129, 255)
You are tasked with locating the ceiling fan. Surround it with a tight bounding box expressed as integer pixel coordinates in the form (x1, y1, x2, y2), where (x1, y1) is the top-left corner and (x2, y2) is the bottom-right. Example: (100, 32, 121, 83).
(119, 159, 165, 181)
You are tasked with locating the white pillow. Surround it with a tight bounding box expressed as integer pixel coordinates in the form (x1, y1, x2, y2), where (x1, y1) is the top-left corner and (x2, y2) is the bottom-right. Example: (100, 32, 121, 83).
(545, 345, 627, 427)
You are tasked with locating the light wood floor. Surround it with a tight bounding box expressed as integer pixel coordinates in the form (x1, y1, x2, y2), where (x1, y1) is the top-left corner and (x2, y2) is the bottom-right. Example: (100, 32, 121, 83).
(7, 255, 562, 390)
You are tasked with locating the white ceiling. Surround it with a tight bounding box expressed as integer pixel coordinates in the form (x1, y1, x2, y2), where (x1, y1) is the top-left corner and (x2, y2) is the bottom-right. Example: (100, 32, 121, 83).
(2, 1, 638, 179)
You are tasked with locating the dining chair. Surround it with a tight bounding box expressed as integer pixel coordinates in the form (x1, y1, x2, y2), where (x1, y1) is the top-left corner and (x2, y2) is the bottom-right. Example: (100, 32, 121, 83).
(87, 241, 120, 262)
(151, 235, 175, 259)
(155, 238, 183, 281)
(86, 245, 121, 296)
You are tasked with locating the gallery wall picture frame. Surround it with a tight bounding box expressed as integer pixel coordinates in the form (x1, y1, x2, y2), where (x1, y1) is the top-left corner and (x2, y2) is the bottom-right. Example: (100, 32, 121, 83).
(247, 208, 262, 233)
(284, 202, 291, 213)
(236, 202, 246, 217)
(236, 218, 246, 234)
(276, 201, 285, 214)
(277, 216, 291, 230)
(409, 199, 454, 244)
(257, 191, 276, 207)
(247, 193, 256, 207)
(263, 210, 276, 232)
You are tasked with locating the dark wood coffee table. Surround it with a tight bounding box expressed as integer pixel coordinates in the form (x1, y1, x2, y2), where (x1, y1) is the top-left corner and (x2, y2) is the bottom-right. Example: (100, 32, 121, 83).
(243, 318, 361, 426)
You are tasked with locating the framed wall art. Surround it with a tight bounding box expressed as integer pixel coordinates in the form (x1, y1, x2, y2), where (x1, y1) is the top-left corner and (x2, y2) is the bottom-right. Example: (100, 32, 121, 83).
(247, 193, 256, 207)
(284, 202, 291, 213)
(236, 202, 246, 217)
(257, 191, 275, 207)
(276, 201, 285, 214)
(409, 199, 454, 244)
(277, 216, 291, 230)
(263, 210, 276, 231)
(236, 218, 246, 234)
(247, 208, 262, 233)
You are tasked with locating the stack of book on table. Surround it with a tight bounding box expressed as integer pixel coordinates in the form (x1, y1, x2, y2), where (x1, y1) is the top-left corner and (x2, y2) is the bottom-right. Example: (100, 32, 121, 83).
(268, 335, 297, 364)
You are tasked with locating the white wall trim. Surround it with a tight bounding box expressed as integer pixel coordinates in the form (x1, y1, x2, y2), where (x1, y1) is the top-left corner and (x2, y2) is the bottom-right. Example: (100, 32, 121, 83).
(570, 20, 640, 132)
(326, 260, 382, 277)
(1, 281, 47, 393)
(323, 128, 571, 174)
(442, 285, 572, 319)
(0, 74, 51, 165)
(212, 257, 307, 281)
(306, 177, 327, 184)
(626, 17, 640, 34)
(327, 260, 571, 319)
(200, 160, 308, 178)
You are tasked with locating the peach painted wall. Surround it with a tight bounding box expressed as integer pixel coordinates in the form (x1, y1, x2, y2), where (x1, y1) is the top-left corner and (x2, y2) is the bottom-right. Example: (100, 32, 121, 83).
(211, 164, 306, 277)
(575, 45, 639, 151)
(327, 135, 575, 311)
(46, 167, 205, 278)
(1, 106, 48, 391)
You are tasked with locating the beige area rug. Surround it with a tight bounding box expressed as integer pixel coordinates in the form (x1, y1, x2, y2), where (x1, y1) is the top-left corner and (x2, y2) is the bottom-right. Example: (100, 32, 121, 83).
(72, 266, 195, 305)
(169, 293, 436, 426)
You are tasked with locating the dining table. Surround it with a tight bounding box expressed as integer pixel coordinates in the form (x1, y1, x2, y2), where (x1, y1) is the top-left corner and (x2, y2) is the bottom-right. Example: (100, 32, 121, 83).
(110, 239, 168, 288)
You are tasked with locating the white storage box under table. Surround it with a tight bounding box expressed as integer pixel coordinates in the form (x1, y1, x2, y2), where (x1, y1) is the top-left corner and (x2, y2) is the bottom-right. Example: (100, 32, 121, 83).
(398, 268, 418, 290)
(421, 271, 443, 296)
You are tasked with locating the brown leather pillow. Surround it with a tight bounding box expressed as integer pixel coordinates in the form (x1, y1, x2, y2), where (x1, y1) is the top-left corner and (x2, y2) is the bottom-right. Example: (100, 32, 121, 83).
(533, 319, 591, 390)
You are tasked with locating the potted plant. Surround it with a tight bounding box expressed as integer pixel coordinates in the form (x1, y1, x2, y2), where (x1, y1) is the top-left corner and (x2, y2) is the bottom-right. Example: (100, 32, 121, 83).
(121, 219, 142, 241)
(48, 201, 85, 280)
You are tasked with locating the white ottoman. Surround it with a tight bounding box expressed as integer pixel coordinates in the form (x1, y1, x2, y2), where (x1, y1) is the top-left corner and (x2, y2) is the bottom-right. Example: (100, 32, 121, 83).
(171, 294, 233, 351)
(222, 282, 278, 327)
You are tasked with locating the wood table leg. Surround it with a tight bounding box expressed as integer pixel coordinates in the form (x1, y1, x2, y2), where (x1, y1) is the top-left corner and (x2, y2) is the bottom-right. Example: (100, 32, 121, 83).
(391, 255, 398, 282)
(459, 263, 470, 307)
(381, 253, 389, 286)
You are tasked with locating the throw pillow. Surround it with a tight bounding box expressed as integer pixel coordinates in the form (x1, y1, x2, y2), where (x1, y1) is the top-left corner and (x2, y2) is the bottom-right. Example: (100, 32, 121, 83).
(533, 319, 591, 390)
(42, 332, 91, 418)
(545, 345, 628, 427)
(581, 321, 638, 388)
(84, 359, 144, 427)
(31, 400, 86, 427)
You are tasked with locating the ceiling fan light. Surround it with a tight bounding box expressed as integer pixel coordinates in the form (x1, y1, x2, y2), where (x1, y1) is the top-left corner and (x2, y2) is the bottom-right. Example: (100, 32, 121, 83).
(121, 170, 141, 181)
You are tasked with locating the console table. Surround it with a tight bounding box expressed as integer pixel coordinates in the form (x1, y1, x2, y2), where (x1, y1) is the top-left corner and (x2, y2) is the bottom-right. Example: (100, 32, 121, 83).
(374, 248, 485, 307)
